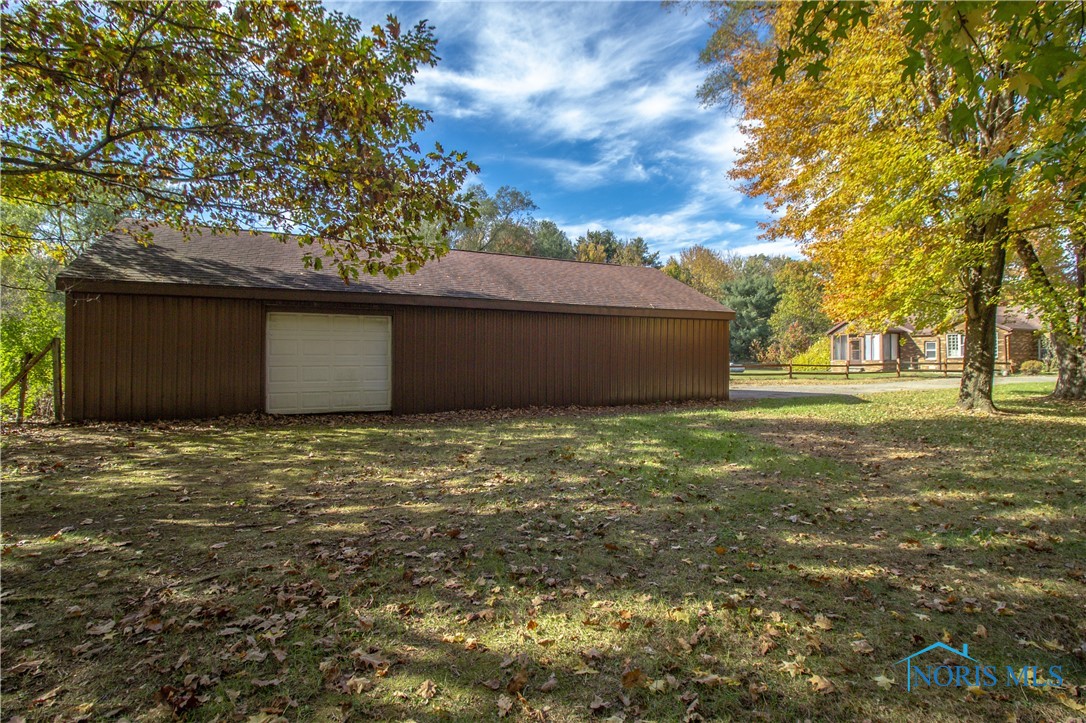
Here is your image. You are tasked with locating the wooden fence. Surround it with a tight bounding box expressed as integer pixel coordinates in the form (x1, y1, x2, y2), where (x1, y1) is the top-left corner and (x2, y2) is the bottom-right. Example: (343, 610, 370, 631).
(737, 359, 1015, 379)
(1, 337, 62, 423)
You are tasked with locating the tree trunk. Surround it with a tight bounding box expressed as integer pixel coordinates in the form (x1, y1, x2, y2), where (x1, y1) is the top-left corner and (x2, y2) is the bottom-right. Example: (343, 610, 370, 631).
(958, 213, 1008, 412)
(1013, 229, 1086, 402)
(1051, 334, 1086, 400)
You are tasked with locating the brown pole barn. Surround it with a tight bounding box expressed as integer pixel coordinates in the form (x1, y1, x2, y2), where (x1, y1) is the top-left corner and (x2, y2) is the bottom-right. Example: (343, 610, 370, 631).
(57, 226, 734, 421)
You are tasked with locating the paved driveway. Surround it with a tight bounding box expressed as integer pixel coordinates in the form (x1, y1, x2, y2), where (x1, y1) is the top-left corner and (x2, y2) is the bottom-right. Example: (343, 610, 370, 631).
(730, 375, 1053, 400)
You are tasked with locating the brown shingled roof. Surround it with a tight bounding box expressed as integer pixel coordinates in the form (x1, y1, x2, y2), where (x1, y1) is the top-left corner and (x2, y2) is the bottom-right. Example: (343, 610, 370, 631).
(58, 225, 734, 318)
(826, 306, 1043, 336)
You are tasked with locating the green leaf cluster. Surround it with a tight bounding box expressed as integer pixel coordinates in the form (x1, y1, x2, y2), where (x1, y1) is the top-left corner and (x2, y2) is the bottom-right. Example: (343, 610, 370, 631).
(1, 0, 478, 280)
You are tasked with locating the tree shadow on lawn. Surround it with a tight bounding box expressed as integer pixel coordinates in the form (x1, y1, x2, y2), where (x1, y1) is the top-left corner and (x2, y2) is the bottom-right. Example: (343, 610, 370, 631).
(1, 393, 1083, 721)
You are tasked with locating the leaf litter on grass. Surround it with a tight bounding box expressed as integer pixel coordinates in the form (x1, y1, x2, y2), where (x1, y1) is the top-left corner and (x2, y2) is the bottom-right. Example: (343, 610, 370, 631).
(1, 384, 1083, 720)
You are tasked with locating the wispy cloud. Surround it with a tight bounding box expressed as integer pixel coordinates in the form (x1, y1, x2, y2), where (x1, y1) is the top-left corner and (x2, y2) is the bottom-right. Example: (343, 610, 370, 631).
(405, 8, 712, 161)
(335, 1, 785, 258)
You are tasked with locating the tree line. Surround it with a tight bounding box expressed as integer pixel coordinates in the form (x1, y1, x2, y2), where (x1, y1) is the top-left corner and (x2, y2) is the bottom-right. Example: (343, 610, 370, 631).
(662, 247, 829, 363)
(431, 183, 662, 268)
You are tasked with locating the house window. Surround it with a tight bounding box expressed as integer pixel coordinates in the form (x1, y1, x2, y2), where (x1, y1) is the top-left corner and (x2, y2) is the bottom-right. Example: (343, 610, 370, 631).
(946, 333, 964, 359)
(850, 339, 862, 362)
(832, 335, 848, 361)
(884, 333, 899, 361)
(864, 333, 882, 361)
(924, 341, 937, 361)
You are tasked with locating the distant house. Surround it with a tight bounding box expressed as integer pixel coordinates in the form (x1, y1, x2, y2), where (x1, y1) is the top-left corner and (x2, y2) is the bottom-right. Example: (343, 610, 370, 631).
(827, 306, 1044, 371)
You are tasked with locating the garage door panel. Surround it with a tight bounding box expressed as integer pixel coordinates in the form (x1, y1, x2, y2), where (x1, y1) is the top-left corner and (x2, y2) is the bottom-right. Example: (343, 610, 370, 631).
(266, 313, 390, 414)
(267, 366, 298, 384)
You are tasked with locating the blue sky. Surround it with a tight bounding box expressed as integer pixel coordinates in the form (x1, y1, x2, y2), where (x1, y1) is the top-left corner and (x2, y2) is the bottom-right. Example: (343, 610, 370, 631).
(332, 1, 795, 260)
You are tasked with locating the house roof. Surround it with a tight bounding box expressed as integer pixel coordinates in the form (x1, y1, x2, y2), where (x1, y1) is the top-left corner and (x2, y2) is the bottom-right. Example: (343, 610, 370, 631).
(995, 306, 1042, 332)
(58, 225, 734, 319)
(827, 306, 1043, 336)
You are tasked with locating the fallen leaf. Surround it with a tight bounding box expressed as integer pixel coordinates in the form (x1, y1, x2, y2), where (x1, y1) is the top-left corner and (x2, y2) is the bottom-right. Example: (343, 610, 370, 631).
(87, 620, 115, 636)
(417, 679, 437, 700)
(251, 678, 281, 688)
(693, 674, 724, 686)
(539, 675, 558, 692)
(780, 657, 807, 677)
(8, 660, 44, 675)
(31, 686, 61, 705)
(872, 674, 894, 690)
(621, 668, 647, 689)
(506, 669, 529, 695)
(346, 676, 372, 694)
(851, 639, 875, 655)
(350, 649, 390, 669)
(497, 694, 514, 717)
(589, 696, 608, 711)
(809, 675, 836, 694)
(813, 614, 834, 631)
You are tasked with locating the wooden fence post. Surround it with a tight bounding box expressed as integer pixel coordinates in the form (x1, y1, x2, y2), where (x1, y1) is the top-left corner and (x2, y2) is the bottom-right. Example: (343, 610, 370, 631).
(788, 362, 793, 379)
(16, 352, 32, 424)
(942, 360, 948, 378)
(844, 363, 850, 379)
(896, 358, 901, 377)
(52, 337, 62, 422)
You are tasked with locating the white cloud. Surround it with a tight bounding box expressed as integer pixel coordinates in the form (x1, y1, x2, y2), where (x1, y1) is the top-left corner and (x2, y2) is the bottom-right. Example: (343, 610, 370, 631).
(334, 1, 788, 260)
(408, 3, 708, 145)
(730, 239, 802, 258)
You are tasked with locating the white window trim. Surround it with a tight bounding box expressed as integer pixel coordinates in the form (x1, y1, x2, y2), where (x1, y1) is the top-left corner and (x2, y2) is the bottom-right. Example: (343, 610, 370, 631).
(946, 333, 964, 359)
(924, 341, 937, 361)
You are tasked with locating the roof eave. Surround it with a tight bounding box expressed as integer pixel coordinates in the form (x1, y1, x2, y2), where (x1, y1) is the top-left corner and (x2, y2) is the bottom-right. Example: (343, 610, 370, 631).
(59, 278, 737, 321)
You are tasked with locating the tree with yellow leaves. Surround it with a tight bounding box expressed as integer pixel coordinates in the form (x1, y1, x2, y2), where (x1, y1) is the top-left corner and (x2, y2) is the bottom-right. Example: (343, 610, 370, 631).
(698, 2, 1083, 407)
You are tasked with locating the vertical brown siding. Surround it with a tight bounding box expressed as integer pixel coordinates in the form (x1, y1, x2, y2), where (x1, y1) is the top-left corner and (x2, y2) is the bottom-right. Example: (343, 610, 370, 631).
(66, 292, 262, 420)
(66, 291, 730, 420)
(390, 306, 730, 414)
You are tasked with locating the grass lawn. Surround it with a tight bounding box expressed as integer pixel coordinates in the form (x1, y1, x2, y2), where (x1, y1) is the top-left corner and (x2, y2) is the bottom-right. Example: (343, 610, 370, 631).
(2, 382, 1084, 721)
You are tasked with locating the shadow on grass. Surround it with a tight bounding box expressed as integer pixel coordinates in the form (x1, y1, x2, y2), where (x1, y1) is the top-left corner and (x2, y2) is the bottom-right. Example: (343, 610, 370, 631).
(1, 387, 1083, 720)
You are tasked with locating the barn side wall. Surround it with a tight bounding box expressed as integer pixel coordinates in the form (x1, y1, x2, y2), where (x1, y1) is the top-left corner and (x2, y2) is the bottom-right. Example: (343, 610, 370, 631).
(65, 292, 265, 421)
(66, 292, 730, 421)
(390, 306, 730, 413)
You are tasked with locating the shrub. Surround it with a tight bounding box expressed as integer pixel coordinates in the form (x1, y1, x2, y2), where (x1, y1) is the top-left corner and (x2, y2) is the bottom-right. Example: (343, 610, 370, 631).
(790, 337, 831, 371)
(1020, 360, 1044, 375)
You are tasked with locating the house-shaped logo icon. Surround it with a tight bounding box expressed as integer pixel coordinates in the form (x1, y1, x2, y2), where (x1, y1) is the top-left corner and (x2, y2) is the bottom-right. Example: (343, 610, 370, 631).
(894, 642, 975, 691)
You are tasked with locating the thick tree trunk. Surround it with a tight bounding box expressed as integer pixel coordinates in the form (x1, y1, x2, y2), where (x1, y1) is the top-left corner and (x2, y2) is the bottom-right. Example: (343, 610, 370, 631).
(1051, 334, 1086, 400)
(958, 213, 1008, 412)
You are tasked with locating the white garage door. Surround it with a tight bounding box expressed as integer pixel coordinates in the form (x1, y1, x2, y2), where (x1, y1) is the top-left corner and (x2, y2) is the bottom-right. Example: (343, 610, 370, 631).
(266, 313, 391, 414)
